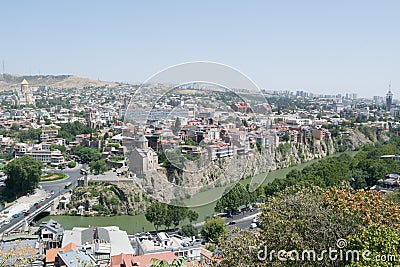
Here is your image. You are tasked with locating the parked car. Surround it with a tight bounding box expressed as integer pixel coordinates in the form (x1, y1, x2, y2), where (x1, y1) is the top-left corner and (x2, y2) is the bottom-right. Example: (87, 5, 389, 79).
(232, 210, 241, 215)
(250, 223, 258, 229)
(228, 221, 236, 225)
(36, 205, 41, 209)
(12, 213, 21, 218)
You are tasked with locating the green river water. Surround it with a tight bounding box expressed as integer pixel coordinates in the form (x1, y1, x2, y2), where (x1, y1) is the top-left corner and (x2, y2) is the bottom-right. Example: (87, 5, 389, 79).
(37, 151, 358, 233)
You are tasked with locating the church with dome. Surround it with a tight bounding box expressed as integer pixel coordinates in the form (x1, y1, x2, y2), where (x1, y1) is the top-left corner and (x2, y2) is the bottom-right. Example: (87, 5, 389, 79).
(12, 79, 35, 106)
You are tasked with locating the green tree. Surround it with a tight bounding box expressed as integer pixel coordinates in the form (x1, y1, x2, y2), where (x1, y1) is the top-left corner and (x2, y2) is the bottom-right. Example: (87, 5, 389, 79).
(10, 123, 20, 131)
(201, 216, 228, 243)
(346, 226, 400, 267)
(283, 132, 290, 142)
(168, 204, 188, 229)
(71, 145, 101, 163)
(163, 215, 173, 231)
(178, 224, 198, 237)
(218, 185, 400, 267)
(184, 138, 198, 146)
(89, 159, 107, 175)
(258, 186, 362, 267)
(215, 183, 249, 215)
(325, 188, 400, 228)
(57, 121, 94, 142)
(4, 156, 43, 198)
(145, 202, 168, 232)
(385, 191, 400, 205)
(50, 144, 66, 154)
(18, 128, 41, 143)
(218, 228, 262, 267)
(68, 161, 77, 168)
(187, 209, 199, 224)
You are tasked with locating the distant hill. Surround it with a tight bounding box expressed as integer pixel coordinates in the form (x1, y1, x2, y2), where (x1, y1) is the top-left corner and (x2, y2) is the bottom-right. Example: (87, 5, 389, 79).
(0, 74, 118, 91)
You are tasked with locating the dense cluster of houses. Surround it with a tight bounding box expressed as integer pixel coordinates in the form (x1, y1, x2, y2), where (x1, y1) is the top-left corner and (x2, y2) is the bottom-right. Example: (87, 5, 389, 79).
(0, 220, 214, 266)
(0, 81, 396, 177)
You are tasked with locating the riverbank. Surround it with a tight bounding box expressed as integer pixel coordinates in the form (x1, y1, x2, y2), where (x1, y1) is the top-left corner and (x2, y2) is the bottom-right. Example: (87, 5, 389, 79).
(37, 150, 358, 233)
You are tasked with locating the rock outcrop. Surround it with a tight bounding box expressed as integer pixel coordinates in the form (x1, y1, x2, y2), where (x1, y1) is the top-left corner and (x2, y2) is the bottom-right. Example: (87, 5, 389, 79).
(138, 128, 378, 203)
(67, 126, 385, 214)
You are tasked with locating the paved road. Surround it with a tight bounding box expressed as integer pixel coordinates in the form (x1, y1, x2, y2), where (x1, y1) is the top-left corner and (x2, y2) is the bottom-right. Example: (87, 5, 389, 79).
(0, 197, 55, 234)
(40, 163, 86, 194)
(0, 164, 86, 234)
(226, 212, 261, 230)
(194, 208, 261, 231)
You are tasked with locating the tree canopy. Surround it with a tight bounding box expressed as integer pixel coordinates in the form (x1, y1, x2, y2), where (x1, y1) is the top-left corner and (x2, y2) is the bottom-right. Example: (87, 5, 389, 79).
(201, 216, 227, 243)
(264, 138, 400, 197)
(4, 156, 43, 198)
(71, 145, 101, 163)
(18, 128, 41, 143)
(89, 159, 108, 175)
(178, 224, 198, 238)
(218, 185, 400, 267)
(215, 183, 250, 214)
(145, 202, 168, 232)
(145, 201, 198, 231)
(57, 121, 94, 142)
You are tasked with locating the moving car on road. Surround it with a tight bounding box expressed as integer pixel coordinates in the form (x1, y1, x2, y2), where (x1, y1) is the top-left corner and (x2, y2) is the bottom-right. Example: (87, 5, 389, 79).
(250, 223, 258, 229)
(64, 182, 72, 189)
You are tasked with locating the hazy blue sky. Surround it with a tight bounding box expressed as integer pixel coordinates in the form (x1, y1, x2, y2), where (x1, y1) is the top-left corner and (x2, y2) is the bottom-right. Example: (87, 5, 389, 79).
(1, 1, 399, 97)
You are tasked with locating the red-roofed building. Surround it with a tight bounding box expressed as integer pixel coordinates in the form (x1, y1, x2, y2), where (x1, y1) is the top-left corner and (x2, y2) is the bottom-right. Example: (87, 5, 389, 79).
(231, 102, 250, 113)
(110, 252, 178, 267)
(45, 242, 78, 266)
(199, 247, 221, 266)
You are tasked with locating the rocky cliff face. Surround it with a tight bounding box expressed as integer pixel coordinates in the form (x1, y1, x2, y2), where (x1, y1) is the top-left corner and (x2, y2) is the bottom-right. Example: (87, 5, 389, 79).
(139, 127, 383, 202)
(67, 127, 384, 214)
(67, 182, 150, 216)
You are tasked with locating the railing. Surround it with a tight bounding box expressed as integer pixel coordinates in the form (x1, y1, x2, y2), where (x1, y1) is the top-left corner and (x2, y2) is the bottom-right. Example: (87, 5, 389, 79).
(0, 198, 55, 234)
